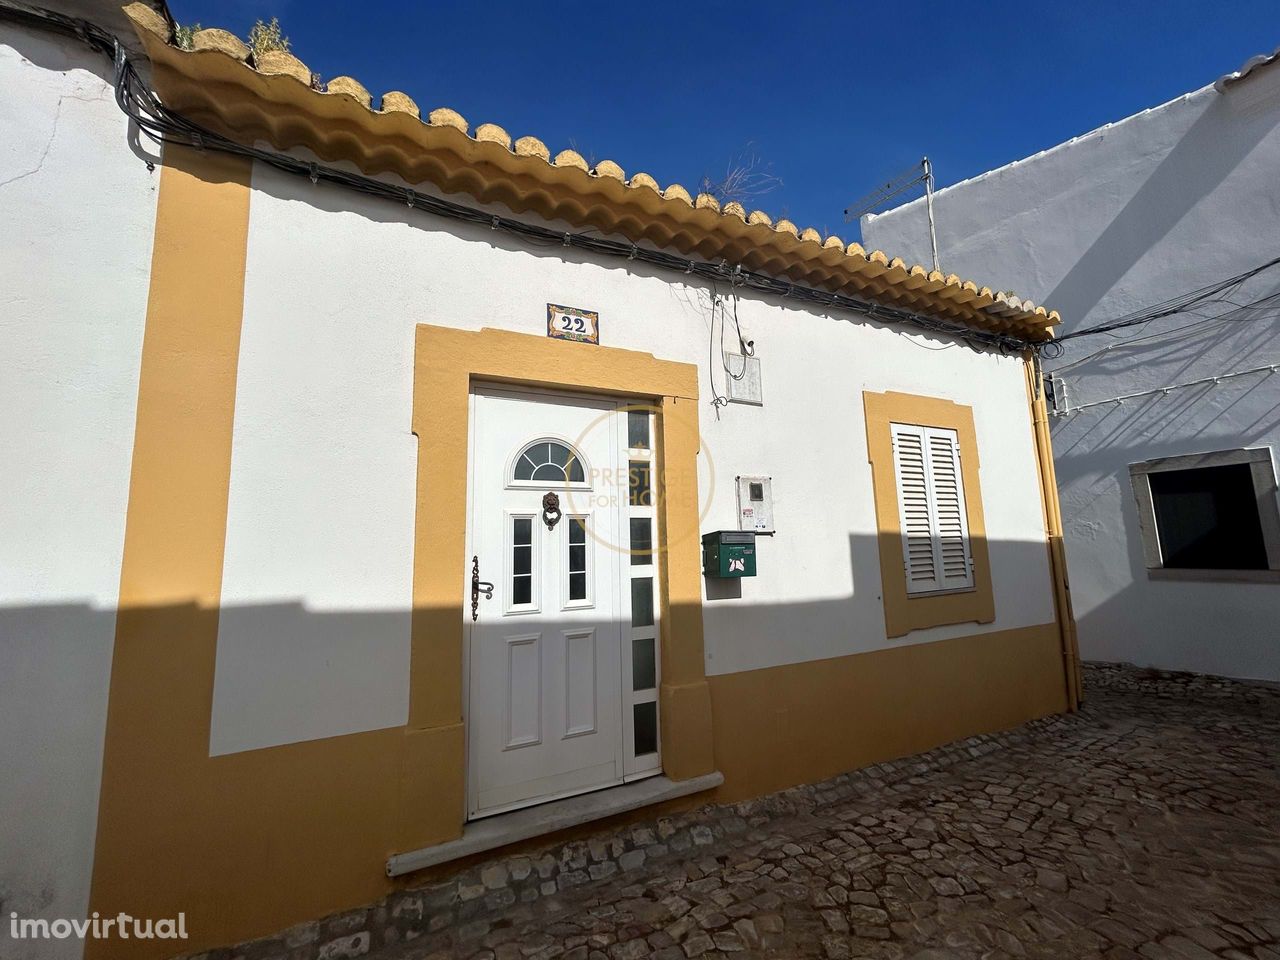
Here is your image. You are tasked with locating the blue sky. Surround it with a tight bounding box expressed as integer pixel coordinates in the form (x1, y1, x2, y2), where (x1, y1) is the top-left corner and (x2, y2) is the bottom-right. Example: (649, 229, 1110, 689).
(168, 0, 1276, 240)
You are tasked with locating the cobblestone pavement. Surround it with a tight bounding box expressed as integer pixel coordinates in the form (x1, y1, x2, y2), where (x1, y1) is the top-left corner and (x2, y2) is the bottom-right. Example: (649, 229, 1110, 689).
(384, 666, 1280, 960)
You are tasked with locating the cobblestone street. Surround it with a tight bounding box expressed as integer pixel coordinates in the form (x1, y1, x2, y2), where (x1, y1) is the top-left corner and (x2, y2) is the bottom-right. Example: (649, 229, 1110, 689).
(376, 665, 1280, 960)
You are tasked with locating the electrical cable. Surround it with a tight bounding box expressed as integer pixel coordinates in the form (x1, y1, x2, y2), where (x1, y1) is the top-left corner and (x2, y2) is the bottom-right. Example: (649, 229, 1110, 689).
(707, 293, 730, 412)
(1051, 363, 1280, 416)
(705, 287, 753, 413)
(717, 271, 754, 399)
(1036, 261, 1280, 364)
(2, 3, 1041, 356)
(725, 268, 754, 362)
(1049, 289, 1280, 374)
(1044, 280, 1280, 415)
(1052, 256, 1280, 344)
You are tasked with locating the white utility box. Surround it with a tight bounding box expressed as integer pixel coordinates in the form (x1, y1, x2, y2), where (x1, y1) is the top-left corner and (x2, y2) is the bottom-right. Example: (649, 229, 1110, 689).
(736, 475, 774, 533)
(725, 354, 763, 405)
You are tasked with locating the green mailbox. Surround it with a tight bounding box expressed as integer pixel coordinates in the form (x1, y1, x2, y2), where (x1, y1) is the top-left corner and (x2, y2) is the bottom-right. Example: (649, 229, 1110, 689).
(702, 530, 757, 578)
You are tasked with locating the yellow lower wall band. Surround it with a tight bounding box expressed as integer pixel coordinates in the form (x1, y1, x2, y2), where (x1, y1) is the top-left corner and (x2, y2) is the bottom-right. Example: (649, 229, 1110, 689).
(708, 622, 1068, 802)
(95, 618, 1061, 958)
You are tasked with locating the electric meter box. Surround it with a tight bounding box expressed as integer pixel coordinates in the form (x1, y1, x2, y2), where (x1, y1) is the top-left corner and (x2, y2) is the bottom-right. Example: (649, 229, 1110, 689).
(702, 530, 757, 579)
(736, 476, 774, 533)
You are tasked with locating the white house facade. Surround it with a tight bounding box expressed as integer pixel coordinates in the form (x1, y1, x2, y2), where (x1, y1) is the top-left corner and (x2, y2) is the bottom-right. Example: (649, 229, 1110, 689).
(1, 5, 161, 954)
(864, 53, 1280, 683)
(1, 3, 1077, 958)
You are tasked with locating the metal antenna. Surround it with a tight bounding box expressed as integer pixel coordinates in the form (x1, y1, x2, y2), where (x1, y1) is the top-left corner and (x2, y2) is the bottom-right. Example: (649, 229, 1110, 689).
(843, 157, 940, 272)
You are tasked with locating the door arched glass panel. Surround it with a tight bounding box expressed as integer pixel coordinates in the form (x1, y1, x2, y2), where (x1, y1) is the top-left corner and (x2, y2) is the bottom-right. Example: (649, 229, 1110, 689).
(511, 439, 587, 485)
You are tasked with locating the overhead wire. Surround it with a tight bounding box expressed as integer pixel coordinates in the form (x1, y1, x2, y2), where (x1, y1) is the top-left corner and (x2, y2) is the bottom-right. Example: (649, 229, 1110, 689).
(1035, 257, 1280, 364)
(1049, 255, 1280, 345)
(1049, 288, 1280, 373)
(1051, 363, 1280, 416)
(705, 280, 754, 414)
(1044, 271, 1280, 414)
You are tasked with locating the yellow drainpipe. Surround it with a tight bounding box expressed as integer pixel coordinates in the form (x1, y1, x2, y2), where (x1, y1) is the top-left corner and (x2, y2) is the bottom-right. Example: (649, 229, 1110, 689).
(1024, 352, 1083, 711)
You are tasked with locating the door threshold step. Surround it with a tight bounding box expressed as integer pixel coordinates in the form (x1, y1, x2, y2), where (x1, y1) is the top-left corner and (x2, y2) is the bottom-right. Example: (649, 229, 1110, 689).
(386, 771, 724, 877)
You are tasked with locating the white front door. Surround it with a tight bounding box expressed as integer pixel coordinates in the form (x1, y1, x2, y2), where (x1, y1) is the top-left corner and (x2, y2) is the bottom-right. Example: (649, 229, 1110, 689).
(467, 386, 656, 818)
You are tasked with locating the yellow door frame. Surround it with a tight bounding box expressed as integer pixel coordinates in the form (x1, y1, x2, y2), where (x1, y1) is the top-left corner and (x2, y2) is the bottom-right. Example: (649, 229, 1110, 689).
(399, 324, 717, 851)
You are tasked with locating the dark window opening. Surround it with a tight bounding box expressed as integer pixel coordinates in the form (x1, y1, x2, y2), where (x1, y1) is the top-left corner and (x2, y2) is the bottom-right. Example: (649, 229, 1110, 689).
(633, 702, 658, 756)
(627, 410, 650, 450)
(629, 518, 653, 565)
(1149, 463, 1267, 570)
(629, 460, 652, 506)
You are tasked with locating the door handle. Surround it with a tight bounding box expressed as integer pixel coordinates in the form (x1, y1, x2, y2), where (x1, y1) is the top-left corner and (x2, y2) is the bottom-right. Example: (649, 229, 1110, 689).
(471, 555, 494, 621)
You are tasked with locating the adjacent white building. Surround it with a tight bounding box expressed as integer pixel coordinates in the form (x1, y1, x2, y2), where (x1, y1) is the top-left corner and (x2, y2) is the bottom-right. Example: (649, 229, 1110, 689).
(0, 5, 162, 953)
(864, 50, 1280, 682)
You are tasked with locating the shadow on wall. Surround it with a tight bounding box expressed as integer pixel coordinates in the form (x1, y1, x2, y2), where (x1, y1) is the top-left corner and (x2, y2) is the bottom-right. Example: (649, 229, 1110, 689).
(1072, 566, 1280, 683)
(1049, 416, 1280, 681)
(1046, 365, 1280, 598)
(0, 527, 1070, 959)
(253, 140, 981, 355)
(2, 16, 161, 175)
(1049, 271, 1280, 490)
(1048, 273, 1280, 452)
(1043, 86, 1280, 323)
(1051, 380, 1280, 489)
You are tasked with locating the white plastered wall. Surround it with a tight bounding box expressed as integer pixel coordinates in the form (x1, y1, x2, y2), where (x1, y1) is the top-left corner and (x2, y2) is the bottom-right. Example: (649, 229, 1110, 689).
(208, 157, 1056, 755)
(0, 23, 158, 958)
(863, 62, 1280, 680)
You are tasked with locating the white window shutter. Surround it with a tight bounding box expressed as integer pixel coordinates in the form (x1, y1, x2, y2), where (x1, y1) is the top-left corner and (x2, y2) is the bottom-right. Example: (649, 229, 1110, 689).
(890, 423, 973, 594)
(926, 427, 974, 590)
(891, 424, 939, 592)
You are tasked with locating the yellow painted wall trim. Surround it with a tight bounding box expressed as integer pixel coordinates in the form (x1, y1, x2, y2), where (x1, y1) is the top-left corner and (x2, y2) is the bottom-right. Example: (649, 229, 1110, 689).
(91, 294, 711, 955)
(655, 395, 709, 678)
(709, 621, 1068, 801)
(1023, 356, 1082, 710)
(88, 146, 407, 959)
(90, 144, 255, 958)
(403, 325, 713, 849)
(82, 153, 1068, 960)
(863, 391, 995, 638)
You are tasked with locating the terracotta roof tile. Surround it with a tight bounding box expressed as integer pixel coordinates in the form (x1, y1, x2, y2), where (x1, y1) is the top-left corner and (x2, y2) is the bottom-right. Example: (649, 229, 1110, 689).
(123, 2, 1061, 340)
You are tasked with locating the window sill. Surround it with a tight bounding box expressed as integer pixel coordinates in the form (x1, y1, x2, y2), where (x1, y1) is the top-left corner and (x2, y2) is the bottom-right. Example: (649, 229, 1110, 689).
(907, 585, 978, 599)
(385, 771, 724, 878)
(1148, 567, 1280, 584)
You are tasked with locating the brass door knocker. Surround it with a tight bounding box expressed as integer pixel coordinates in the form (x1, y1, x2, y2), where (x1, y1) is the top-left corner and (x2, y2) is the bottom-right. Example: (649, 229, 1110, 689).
(542, 492, 562, 530)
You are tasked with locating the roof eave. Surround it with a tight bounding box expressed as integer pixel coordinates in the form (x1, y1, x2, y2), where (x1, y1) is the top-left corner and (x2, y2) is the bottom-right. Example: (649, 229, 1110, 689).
(123, 3, 1060, 342)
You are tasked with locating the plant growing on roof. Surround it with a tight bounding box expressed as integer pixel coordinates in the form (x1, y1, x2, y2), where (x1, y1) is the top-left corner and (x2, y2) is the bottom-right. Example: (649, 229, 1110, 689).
(173, 22, 201, 50)
(246, 17, 291, 59)
(567, 138, 596, 168)
(699, 143, 783, 207)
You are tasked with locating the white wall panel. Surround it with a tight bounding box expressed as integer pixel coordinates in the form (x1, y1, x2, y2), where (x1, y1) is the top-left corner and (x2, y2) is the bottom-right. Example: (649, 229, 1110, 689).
(208, 166, 418, 755)
(208, 156, 1055, 756)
